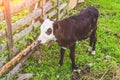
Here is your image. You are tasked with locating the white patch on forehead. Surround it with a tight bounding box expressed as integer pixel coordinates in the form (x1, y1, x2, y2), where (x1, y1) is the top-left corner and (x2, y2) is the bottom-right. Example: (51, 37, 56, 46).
(41, 19, 54, 30)
(37, 19, 56, 44)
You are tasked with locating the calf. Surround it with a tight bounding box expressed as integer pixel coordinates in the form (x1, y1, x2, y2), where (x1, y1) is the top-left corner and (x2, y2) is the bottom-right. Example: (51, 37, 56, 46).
(37, 7, 99, 71)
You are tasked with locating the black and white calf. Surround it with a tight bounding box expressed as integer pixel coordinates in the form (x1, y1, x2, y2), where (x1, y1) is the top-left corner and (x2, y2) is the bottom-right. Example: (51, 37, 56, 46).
(37, 7, 99, 70)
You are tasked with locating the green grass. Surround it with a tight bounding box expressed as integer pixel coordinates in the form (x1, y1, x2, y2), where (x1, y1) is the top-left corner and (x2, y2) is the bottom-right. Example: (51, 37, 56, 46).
(18, 0, 120, 79)
(1, 0, 120, 80)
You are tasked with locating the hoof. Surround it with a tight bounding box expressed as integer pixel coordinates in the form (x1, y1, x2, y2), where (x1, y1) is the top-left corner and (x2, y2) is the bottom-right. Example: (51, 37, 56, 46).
(58, 63, 63, 67)
(86, 50, 91, 55)
(87, 46, 92, 52)
(91, 51, 96, 55)
(58, 64, 61, 67)
(73, 69, 81, 73)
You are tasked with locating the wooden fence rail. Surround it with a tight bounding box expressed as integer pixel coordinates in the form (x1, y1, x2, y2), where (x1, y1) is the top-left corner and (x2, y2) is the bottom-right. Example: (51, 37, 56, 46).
(0, 1, 58, 40)
(0, 0, 3, 6)
(0, 0, 68, 56)
(0, 0, 37, 20)
(0, 0, 62, 54)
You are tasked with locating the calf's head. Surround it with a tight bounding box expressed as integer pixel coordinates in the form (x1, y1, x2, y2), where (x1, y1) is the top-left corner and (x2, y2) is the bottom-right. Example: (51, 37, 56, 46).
(37, 19, 57, 44)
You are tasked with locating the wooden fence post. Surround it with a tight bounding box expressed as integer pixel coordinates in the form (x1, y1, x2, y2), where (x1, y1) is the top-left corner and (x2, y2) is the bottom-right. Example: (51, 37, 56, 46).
(57, 0, 60, 20)
(37, 0, 40, 8)
(3, 0, 13, 59)
(42, 0, 46, 18)
(67, 0, 70, 16)
(29, 0, 39, 25)
(76, 0, 79, 10)
(29, 3, 35, 14)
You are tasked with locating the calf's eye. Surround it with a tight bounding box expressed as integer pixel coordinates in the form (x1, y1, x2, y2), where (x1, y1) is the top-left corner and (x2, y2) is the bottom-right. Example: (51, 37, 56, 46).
(46, 28, 52, 35)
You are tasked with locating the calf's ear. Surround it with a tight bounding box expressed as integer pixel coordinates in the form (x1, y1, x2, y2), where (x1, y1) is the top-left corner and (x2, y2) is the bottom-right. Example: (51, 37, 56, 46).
(39, 19, 44, 24)
(53, 22, 61, 35)
(53, 22, 61, 32)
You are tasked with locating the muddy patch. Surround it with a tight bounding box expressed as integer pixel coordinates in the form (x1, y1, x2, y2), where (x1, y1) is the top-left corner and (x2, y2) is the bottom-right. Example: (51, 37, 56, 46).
(70, 64, 91, 80)
(70, 64, 120, 80)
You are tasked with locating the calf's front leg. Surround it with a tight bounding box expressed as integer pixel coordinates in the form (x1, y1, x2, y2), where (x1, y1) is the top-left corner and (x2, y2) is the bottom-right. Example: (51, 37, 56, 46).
(69, 43, 77, 70)
(58, 48, 65, 66)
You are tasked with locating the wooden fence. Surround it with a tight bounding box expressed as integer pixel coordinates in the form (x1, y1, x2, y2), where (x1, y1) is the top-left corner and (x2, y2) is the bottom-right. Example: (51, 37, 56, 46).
(0, 0, 68, 56)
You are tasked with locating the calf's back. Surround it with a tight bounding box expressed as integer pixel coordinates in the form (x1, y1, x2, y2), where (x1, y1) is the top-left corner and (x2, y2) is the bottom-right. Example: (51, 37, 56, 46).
(53, 7, 99, 47)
